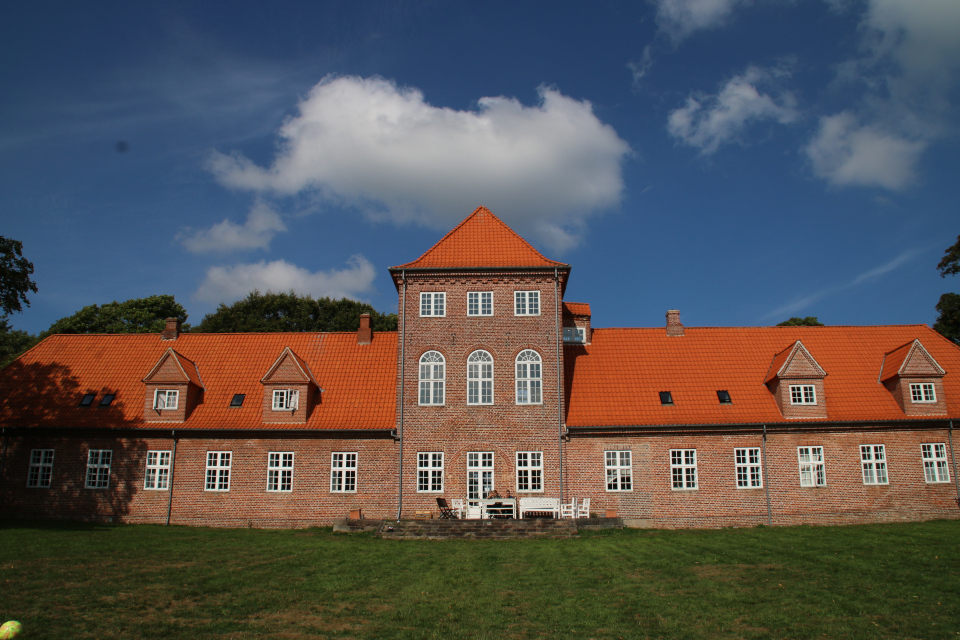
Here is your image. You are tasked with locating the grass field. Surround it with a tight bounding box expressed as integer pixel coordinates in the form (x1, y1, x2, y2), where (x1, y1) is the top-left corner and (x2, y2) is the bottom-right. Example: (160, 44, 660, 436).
(1, 519, 958, 639)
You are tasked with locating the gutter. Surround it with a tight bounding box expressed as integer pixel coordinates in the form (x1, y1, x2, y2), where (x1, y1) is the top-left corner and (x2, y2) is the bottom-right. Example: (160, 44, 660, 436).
(566, 417, 960, 434)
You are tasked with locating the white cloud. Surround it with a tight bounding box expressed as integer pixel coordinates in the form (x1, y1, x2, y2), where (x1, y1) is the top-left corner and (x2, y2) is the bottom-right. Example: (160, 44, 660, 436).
(804, 111, 926, 190)
(667, 65, 799, 154)
(653, 0, 752, 43)
(179, 201, 287, 253)
(207, 76, 631, 251)
(193, 255, 376, 304)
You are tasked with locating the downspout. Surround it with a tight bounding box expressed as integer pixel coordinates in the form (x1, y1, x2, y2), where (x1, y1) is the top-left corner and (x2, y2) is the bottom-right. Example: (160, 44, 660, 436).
(761, 424, 772, 526)
(395, 270, 407, 522)
(555, 267, 563, 501)
(949, 421, 959, 510)
(166, 429, 177, 525)
(0, 428, 7, 488)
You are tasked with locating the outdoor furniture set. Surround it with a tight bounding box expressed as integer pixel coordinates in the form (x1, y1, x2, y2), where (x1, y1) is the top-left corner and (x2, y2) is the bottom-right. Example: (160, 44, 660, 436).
(436, 496, 590, 520)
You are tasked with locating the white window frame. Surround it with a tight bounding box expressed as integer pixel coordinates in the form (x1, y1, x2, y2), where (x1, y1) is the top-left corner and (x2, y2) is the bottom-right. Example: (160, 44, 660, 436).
(860, 444, 889, 485)
(563, 327, 585, 343)
(910, 383, 936, 403)
(267, 452, 295, 492)
(515, 349, 542, 405)
(467, 291, 493, 316)
(514, 291, 541, 316)
(467, 350, 494, 405)
(418, 351, 445, 405)
(205, 451, 232, 491)
(154, 389, 179, 410)
(921, 443, 950, 483)
(85, 449, 112, 489)
(417, 452, 444, 492)
(735, 447, 762, 488)
(467, 451, 494, 500)
(420, 292, 446, 317)
(670, 449, 697, 490)
(605, 450, 632, 491)
(144, 450, 171, 490)
(798, 446, 826, 487)
(330, 452, 357, 493)
(27, 449, 54, 488)
(789, 385, 817, 405)
(515, 451, 543, 492)
(271, 388, 299, 411)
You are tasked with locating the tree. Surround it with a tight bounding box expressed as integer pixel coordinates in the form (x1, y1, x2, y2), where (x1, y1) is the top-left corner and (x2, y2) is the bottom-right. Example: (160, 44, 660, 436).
(0, 235, 38, 315)
(196, 291, 398, 333)
(0, 317, 38, 368)
(937, 234, 960, 278)
(776, 316, 825, 327)
(41, 295, 189, 337)
(933, 293, 960, 344)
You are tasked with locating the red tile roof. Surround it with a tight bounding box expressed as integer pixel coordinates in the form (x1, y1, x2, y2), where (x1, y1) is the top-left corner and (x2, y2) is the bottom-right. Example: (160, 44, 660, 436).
(0, 332, 397, 431)
(565, 325, 960, 427)
(563, 302, 591, 317)
(391, 206, 568, 270)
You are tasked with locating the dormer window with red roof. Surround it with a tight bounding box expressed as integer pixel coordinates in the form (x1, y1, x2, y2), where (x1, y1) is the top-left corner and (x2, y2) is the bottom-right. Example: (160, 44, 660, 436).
(764, 341, 827, 419)
(142, 348, 203, 423)
(154, 389, 179, 410)
(272, 389, 299, 411)
(910, 383, 936, 403)
(879, 340, 947, 416)
(789, 385, 816, 405)
(261, 347, 318, 424)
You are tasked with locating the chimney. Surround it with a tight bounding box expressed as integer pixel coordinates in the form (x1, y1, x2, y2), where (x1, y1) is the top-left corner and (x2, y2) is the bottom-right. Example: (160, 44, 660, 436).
(666, 309, 684, 337)
(161, 317, 182, 341)
(358, 313, 372, 345)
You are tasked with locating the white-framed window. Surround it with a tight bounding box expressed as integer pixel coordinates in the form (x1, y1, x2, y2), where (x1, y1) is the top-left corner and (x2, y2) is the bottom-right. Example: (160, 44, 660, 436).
(85, 449, 112, 489)
(516, 451, 543, 492)
(798, 446, 826, 487)
(154, 389, 179, 410)
(670, 449, 697, 489)
(735, 448, 762, 488)
(921, 443, 950, 483)
(789, 385, 816, 405)
(605, 450, 632, 491)
(272, 389, 299, 411)
(468, 291, 493, 316)
(514, 291, 540, 316)
(418, 351, 445, 405)
(467, 452, 494, 499)
(420, 292, 446, 317)
(27, 449, 54, 488)
(144, 450, 171, 490)
(331, 452, 357, 492)
(860, 444, 889, 485)
(417, 452, 444, 492)
(467, 350, 494, 405)
(563, 327, 585, 343)
(515, 349, 542, 404)
(267, 452, 294, 492)
(205, 451, 232, 491)
(910, 383, 936, 403)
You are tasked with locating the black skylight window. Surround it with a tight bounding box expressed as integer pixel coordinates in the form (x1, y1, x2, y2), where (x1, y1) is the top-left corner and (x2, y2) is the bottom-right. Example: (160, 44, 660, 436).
(717, 390, 732, 404)
(659, 391, 674, 405)
(99, 394, 115, 407)
(79, 394, 96, 407)
(230, 394, 245, 408)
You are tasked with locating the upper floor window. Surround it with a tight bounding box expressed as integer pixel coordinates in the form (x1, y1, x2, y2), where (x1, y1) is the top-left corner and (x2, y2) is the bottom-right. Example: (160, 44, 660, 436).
(420, 292, 446, 317)
(419, 351, 445, 405)
(789, 385, 816, 405)
(467, 350, 494, 405)
(514, 291, 540, 316)
(563, 327, 585, 343)
(468, 292, 493, 316)
(154, 389, 179, 410)
(910, 383, 936, 403)
(272, 389, 299, 411)
(515, 350, 542, 404)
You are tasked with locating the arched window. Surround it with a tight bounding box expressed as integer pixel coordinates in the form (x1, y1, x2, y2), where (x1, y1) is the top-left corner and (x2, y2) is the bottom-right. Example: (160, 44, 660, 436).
(515, 350, 542, 404)
(419, 351, 445, 405)
(467, 350, 494, 405)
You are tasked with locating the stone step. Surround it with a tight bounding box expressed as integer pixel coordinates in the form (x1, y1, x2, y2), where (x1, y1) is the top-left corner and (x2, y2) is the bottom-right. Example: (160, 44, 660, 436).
(377, 518, 580, 540)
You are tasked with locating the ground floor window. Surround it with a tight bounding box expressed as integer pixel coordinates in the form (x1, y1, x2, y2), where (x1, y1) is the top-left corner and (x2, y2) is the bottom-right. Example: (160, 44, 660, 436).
(670, 449, 697, 489)
(798, 446, 826, 487)
(516, 451, 543, 492)
(27, 449, 54, 488)
(467, 452, 494, 499)
(205, 451, 232, 491)
(85, 449, 112, 489)
(605, 450, 632, 491)
(921, 443, 950, 483)
(330, 452, 357, 492)
(267, 452, 294, 492)
(860, 445, 888, 485)
(417, 452, 444, 492)
(144, 450, 171, 490)
(735, 448, 762, 488)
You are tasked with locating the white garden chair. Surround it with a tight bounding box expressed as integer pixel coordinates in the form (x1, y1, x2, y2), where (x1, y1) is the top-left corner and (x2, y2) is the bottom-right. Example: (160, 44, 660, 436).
(451, 499, 465, 519)
(577, 497, 591, 519)
(560, 497, 576, 519)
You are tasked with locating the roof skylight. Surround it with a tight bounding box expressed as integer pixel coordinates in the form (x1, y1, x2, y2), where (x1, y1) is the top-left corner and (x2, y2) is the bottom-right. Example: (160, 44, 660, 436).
(717, 390, 732, 404)
(99, 394, 115, 407)
(659, 391, 674, 405)
(230, 394, 245, 407)
(79, 394, 95, 407)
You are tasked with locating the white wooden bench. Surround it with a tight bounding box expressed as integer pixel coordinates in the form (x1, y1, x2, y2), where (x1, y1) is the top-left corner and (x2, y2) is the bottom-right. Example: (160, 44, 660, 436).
(518, 497, 561, 518)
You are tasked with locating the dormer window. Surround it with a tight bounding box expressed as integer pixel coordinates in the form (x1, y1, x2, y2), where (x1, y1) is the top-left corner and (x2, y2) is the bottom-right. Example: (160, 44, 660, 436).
(154, 389, 179, 410)
(563, 327, 585, 343)
(272, 389, 299, 411)
(659, 391, 674, 405)
(910, 383, 936, 403)
(717, 390, 732, 404)
(79, 394, 96, 407)
(99, 394, 115, 407)
(790, 385, 816, 405)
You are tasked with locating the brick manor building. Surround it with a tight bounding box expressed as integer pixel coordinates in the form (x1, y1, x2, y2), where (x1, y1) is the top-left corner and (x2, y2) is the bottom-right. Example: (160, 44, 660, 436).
(1, 207, 958, 528)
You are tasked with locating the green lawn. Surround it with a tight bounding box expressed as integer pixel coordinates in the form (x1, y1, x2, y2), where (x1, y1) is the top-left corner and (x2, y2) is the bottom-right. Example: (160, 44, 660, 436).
(1, 520, 957, 639)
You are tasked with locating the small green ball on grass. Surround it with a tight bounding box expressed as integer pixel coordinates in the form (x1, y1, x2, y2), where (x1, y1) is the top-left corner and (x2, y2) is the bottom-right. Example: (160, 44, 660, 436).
(0, 621, 21, 639)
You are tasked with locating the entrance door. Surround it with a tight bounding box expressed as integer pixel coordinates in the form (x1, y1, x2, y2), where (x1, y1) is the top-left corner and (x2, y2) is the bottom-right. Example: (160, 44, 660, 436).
(467, 452, 494, 500)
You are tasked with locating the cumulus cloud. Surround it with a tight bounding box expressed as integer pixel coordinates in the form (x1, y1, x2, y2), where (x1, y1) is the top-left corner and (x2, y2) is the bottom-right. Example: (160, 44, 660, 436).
(653, 0, 752, 43)
(207, 76, 631, 251)
(193, 255, 376, 304)
(178, 201, 287, 253)
(667, 65, 799, 154)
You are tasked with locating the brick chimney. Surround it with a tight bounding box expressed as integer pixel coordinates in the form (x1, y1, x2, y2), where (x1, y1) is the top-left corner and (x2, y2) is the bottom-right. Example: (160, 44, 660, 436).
(358, 313, 372, 345)
(161, 317, 182, 341)
(666, 309, 684, 337)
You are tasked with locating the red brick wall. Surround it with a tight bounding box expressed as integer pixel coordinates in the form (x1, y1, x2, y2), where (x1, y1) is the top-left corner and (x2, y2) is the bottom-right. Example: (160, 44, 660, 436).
(886, 377, 948, 416)
(769, 378, 828, 419)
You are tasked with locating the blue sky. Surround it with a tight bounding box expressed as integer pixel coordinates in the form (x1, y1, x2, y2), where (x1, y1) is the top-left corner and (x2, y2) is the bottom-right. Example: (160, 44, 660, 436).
(2, 0, 958, 334)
